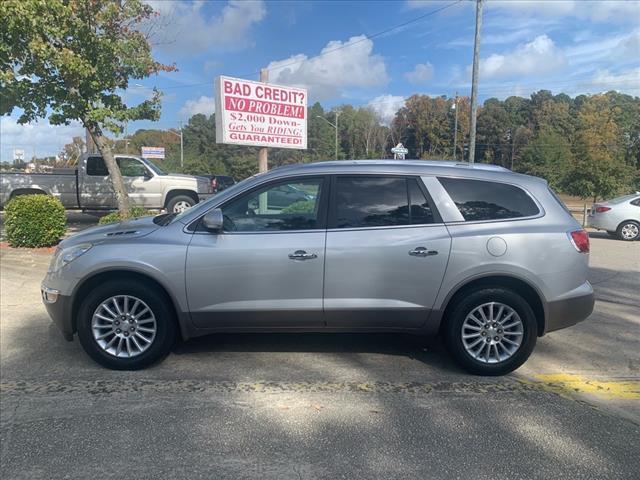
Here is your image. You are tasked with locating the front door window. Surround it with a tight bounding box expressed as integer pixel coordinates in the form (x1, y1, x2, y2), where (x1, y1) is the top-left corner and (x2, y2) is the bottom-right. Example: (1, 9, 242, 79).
(221, 178, 325, 232)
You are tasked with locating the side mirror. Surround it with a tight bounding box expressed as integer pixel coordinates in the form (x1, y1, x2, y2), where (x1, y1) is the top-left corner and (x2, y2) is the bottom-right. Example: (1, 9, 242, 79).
(201, 208, 224, 232)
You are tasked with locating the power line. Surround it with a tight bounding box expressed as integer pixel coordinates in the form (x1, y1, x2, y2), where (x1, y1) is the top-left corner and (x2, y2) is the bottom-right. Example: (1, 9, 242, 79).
(152, 0, 464, 90)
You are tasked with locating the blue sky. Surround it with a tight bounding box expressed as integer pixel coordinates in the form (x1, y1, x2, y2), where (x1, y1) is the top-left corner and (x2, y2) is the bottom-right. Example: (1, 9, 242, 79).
(2, 0, 639, 161)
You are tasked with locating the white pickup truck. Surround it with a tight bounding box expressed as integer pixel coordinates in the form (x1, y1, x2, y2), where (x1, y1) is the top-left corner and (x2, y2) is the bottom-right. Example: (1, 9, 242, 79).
(0, 154, 213, 213)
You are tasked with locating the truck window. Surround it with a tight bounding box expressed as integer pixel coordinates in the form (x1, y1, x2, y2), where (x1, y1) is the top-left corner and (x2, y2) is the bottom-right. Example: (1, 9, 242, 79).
(117, 158, 148, 177)
(87, 157, 108, 176)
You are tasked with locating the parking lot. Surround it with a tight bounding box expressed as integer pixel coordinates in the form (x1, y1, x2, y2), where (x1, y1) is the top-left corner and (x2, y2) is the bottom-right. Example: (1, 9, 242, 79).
(1, 220, 639, 479)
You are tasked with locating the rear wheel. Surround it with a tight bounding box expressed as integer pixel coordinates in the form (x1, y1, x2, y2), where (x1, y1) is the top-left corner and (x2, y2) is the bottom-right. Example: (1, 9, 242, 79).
(77, 280, 176, 370)
(616, 221, 640, 241)
(443, 288, 537, 376)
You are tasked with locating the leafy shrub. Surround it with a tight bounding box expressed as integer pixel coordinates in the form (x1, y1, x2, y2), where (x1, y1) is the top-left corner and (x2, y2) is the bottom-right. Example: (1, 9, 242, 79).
(281, 199, 316, 214)
(98, 207, 151, 225)
(5, 194, 66, 247)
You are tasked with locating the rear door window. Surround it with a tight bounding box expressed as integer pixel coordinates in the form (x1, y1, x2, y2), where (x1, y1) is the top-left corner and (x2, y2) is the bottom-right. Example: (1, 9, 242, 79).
(332, 176, 437, 229)
(86, 157, 108, 176)
(438, 177, 539, 221)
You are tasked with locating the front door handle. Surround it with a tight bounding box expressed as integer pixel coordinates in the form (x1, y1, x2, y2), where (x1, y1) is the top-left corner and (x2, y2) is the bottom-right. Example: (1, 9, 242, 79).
(288, 250, 317, 260)
(409, 247, 438, 257)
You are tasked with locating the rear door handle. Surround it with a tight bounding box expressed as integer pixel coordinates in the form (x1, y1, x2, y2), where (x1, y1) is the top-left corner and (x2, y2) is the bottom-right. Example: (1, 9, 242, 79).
(288, 250, 317, 260)
(409, 247, 438, 257)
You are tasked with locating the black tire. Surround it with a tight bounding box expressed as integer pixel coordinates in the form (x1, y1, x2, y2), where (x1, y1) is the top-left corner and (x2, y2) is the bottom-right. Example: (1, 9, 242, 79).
(77, 280, 177, 370)
(443, 287, 537, 376)
(606, 231, 617, 238)
(166, 194, 196, 214)
(616, 220, 640, 241)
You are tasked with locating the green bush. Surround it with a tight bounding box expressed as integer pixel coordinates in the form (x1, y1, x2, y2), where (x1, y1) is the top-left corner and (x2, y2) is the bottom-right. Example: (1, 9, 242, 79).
(281, 199, 316, 214)
(5, 194, 67, 247)
(98, 207, 150, 225)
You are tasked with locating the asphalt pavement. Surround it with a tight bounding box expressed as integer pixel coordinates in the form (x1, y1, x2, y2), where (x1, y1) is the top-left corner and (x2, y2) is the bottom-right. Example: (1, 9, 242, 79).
(1, 225, 638, 479)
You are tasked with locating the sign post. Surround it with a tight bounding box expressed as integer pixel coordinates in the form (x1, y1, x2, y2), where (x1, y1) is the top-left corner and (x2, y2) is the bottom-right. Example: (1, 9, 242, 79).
(391, 143, 408, 160)
(258, 69, 269, 173)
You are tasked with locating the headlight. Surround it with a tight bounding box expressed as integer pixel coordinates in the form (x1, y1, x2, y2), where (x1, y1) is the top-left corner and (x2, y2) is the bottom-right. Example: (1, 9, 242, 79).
(49, 243, 92, 272)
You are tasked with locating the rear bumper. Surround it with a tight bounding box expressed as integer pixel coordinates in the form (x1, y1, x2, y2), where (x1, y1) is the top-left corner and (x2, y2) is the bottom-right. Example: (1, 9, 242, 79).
(587, 214, 617, 231)
(544, 283, 595, 334)
(41, 285, 74, 341)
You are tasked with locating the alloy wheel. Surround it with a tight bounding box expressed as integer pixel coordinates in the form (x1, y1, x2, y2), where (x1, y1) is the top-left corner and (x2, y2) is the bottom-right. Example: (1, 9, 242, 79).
(91, 295, 157, 358)
(461, 302, 523, 364)
(621, 223, 639, 240)
(173, 201, 192, 213)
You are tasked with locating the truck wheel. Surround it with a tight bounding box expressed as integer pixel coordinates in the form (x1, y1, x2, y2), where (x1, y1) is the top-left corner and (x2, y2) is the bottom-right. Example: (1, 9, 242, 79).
(443, 287, 537, 376)
(616, 221, 640, 241)
(77, 280, 177, 370)
(167, 195, 196, 213)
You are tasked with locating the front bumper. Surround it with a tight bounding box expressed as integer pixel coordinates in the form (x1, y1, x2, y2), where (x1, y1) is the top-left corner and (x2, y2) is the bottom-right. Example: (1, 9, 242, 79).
(544, 283, 595, 334)
(197, 193, 214, 202)
(41, 285, 74, 341)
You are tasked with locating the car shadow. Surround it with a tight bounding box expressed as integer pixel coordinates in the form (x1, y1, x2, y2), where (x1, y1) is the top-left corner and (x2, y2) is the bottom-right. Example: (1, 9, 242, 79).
(172, 331, 463, 374)
(588, 231, 618, 241)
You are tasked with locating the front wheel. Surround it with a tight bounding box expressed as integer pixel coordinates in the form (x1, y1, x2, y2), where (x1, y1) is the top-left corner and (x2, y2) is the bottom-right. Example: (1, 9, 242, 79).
(443, 288, 537, 376)
(617, 221, 640, 241)
(167, 195, 196, 214)
(77, 280, 177, 370)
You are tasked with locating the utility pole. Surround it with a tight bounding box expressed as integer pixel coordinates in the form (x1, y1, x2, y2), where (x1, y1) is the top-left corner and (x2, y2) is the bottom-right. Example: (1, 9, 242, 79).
(179, 121, 184, 169)
(468, 0, 483, 164)
(452, 91, 459, 161)
(316, 111, 341, 160)
(334, 110, 340, 160)
(167, 124, 184, 169)
(258, 68, 269, 173)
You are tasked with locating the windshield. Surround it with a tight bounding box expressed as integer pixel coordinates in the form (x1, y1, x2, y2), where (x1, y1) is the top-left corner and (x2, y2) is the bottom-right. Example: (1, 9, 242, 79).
(143, 158, 168, 176)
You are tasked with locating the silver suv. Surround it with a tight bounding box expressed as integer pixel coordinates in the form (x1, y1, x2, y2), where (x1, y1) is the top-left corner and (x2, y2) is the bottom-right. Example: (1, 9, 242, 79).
(42, 161, 594, 375)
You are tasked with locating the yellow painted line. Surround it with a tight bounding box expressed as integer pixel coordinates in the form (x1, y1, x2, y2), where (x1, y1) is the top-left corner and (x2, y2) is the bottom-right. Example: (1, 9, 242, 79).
(533, 374, 640, 400)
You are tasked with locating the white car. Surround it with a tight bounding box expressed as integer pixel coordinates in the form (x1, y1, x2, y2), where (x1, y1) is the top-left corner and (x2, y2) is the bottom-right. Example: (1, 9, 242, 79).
(588, 193, 640, 241)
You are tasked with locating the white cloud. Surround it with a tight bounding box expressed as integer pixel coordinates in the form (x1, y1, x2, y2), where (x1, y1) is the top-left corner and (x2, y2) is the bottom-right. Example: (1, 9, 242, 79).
(405, 63, 434, 84)
(565, 29, 640, 67)
(587, 68, 640, 94)
(179, 96, 216, 119)
(367, 95, 406, 125)
(0, 116, 84, 162)
(147, 0, 266, 54)
(476, 35, 567, 79)
(615, 29, 640, 59)
(266, 35, 389, 101)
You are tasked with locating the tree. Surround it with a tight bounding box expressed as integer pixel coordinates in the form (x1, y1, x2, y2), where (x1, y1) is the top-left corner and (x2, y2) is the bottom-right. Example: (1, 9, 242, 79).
(1, 0, 175, 216)
(564, 95, 632, 202)
(518, 130, 572, 190)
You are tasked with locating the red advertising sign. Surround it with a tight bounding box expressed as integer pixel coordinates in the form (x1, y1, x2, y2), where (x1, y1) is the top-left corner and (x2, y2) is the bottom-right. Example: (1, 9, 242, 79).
(215, 75, 307, 149)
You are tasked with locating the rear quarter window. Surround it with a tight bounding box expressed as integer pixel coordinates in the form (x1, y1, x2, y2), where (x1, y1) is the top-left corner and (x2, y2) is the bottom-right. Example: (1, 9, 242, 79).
(438, 177, 539, 221)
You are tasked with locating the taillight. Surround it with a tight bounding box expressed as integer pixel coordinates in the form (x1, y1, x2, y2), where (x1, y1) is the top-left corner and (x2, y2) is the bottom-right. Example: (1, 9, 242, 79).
(569, 229, 590, 253)
(595, 206, 611, 213)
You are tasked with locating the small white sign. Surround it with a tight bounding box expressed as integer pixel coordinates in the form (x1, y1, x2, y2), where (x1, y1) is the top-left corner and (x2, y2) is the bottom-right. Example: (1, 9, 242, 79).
(215, 75, 307, 150)
(391, 143, 408, 159)
(141, 146, 165, 159)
